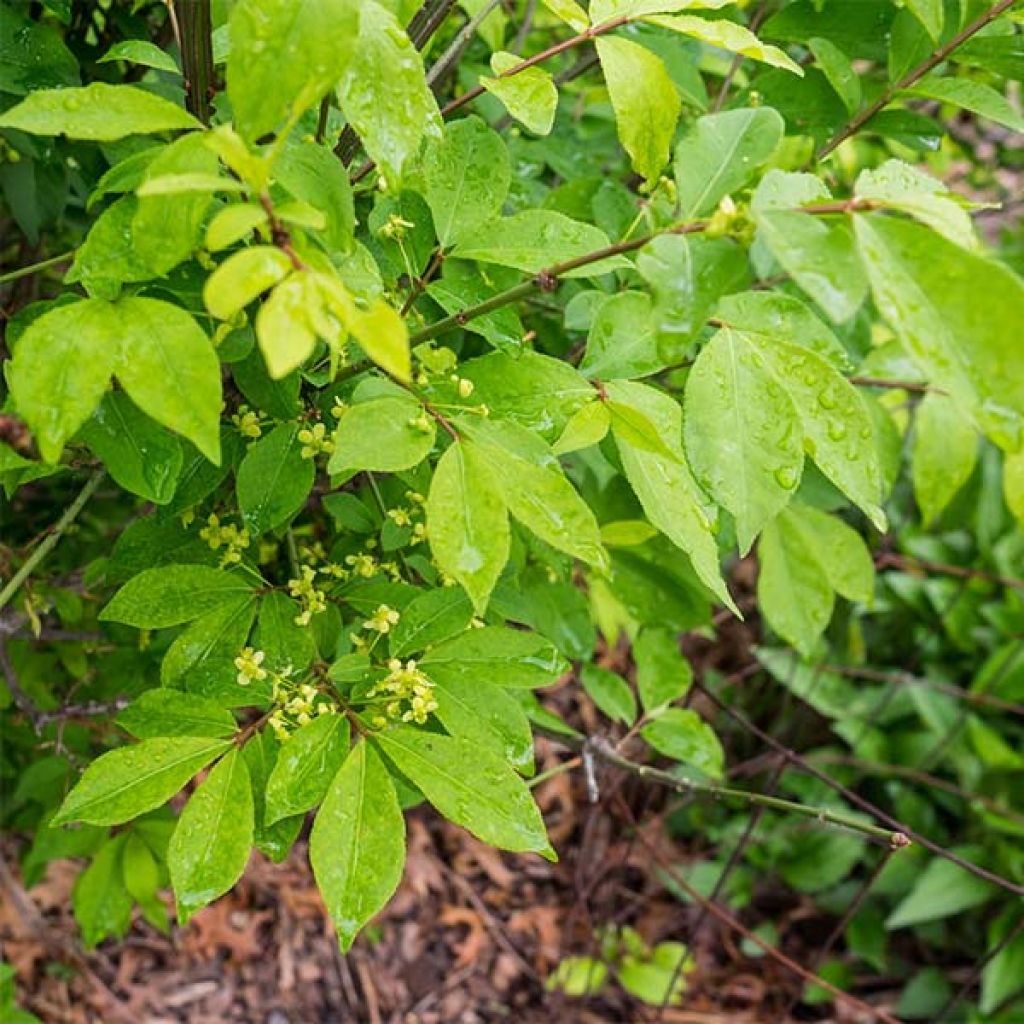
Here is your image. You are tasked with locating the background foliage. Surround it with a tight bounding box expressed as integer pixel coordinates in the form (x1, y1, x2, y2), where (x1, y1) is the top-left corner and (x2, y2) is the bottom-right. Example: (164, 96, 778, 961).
(2, 0, 1024, 1019)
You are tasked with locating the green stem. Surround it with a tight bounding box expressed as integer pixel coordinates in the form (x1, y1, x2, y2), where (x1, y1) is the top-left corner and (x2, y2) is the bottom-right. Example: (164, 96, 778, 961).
(815, 0, 1020, 160)
(0, 250, 77, 286)
(0, 470, 105, 614)
(589, 736, 910, 848)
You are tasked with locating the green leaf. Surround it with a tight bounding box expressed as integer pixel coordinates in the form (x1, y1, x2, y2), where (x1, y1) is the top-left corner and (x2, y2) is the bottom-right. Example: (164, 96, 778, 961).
(101, 565, 253, 629)
(757, 509, 833, 655)
(254, 592, 316, 677)
(606, 381, 737, 613)
(787, 504, 874, 605)
(684, 328, 803, 553)
(648, 15, 803, 76)
(634, 626, 693, 713)
(579, 291, 662, 379)
(53, 736, 231, 826)
(375, 726, 553, 856)
(426, 441, 510, 615)
(546, 956, 609, 997)
(420, 626, 568, 689)
(541, 0, 589, 30)
(595, 35, 680, 187)
(481, 52, 558, 136)
(237, 423, 315, 535)
(72, 837, 133, 949)
(1005, 450, 1024, 529)
(168, 748, 254, 923)
(265, 714, 350, 825)
(981, 914, 1024, 1015)
(0, 4, 78, 96)
(99, 39, 181, 73)
(431, 675, 535, 773)
(338, 1, 441, 187)
(744, 331, 885, 529)
(0, 83, 199, 139)
(641, 707, 724, 779)
(552, 401, 610, 455)
(854, 214, 1024, 450)
(389, 588, 473, 659)
(79, 392, 183, 505)
(808, 36, 860, 113)
(274, 140, 355, 254)
(755, 211, 867, 323)
(161, 597, 260, 704)
(581, 665, 636, 724)
(227, 0, 360, 141)
(912, 392, 977, 527)
(205, 248, 295, 321)
(590, 0, 733, 21)
(65, 196, 156, 299)
(906, 75, 1024, 133)
(886, 855, 995, 930)
(329, 396, 435, 474)
(451, 210, 629, 277)
(243, 733, 304, 863)
(310, 740, 406, 951)
(116, 690, 237, 740)
(466, 421, 608, 570)
(673, 107, 784, 217)
(418, 117, 510, 248)
(114, 296, 223, 464)
(854, 160, 976, 250)
(7, 299, 119, 463)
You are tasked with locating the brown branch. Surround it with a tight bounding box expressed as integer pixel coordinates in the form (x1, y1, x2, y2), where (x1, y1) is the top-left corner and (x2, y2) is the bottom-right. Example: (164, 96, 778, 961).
(178, 0, 214, 126)
(816, 0, 1021, 160)
(876, 551, 1024, 591)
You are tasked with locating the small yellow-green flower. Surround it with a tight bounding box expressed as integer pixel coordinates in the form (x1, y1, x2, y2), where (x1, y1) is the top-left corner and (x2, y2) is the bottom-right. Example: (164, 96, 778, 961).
(298, 421, 334, 459)
(234, 647, 267, 686)
(364, 604, 400, 634)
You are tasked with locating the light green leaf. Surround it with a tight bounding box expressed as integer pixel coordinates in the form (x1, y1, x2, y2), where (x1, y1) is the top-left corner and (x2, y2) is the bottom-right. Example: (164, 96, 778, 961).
(101, 565, 253, 629)
(641, 707, 724, 778)
(265, 714, 350, 824)
(684, 328, 803, 553)
(420, 626, 568, 689)
(65, 196, 154, 299)
(168, 748, 253, 923)
(783, 503, 874, 605)
(227, 0, 359, 141)
(674, 107, 784, 217)
(451, 210, 629, 277)
(634, 626, 693, 713)
(431, 675, 535, 772)
(596, 35, 680, 187)
(329, 396, 435, 474)
(375, 726, 553, 856)
(345, 293, 411, 382)
(310, 741, 406, 951)
(53, 737, 231, 826)
(116, 690, 237, 740)
(745, 332, 885, 528)
(756, 211, 868, 323)
(906, 75, 1024, 133)
(73, 836, 132, 949)
(426, 441, 510, 615)
(855, 160, 976, 250)
(338, 1, 441, 187)
(205, 204, 269, 252)
(274, 140, 355, 253)
(237, 423, 315, 535)
(389, 588, 473, 658)
(79, 392, 183, 504)
(255, 273, 318, 379)
(904, 0, 942, 39)
(582, 665, 637, 724)
(99, 40, 181, 73)
(137, 172, 246, 196)
(606, 380, 737, 613)
(854, 214, 1024, 450)
(591, 0, 732, 20)
(466, 420, 608, 570)
(205, 248, 295, 322)
(114, 296, 222, 464)
(757, 510, 833, 655)
(912, 392, 977, 527)
(541, 0, 589, 30)
(579, 291, 662, 379)
(648, 14, 803, 75)
(552, 401, 610, 456)
(419, 117, 510, 248)
(481, 52, 558, 136)
(1005, 450, 1024, 528)
(7, 299, 119, 463)
(0, 83, 198, 139)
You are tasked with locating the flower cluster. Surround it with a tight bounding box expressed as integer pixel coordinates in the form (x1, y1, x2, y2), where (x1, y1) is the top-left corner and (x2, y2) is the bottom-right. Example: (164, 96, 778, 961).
(367, 659, 438, 727)
(234, 646, 267, 687)
(268, 678, 337, 742)
(199, 514, 251, 567)
(287, 565, 328, 625)
(298, 422, 334, 460)
(230, 404, 262, 439)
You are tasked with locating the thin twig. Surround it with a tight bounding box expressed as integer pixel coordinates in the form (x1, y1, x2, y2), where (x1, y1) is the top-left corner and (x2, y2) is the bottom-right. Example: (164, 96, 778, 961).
(876, 551, 1024, 591)
(0, 250, 77, 287)
(816, 0, 1021, 160)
